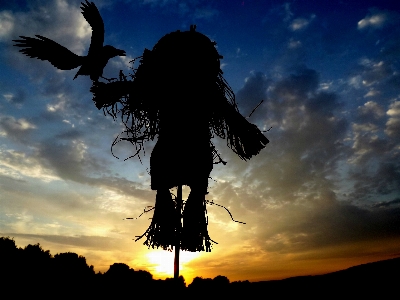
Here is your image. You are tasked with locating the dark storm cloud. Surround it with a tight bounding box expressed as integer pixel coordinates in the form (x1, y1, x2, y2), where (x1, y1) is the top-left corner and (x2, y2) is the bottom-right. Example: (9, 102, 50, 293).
(372, 198, 400, 208)
(258, 201, 400, 254)
(350, 161, 400, 199)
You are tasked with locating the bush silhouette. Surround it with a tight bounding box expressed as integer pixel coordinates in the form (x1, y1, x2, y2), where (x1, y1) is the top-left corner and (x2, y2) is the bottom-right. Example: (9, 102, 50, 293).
(53, 252, 94, 278)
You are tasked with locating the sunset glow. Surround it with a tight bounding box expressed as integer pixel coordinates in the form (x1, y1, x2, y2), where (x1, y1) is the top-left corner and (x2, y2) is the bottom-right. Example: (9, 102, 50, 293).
(146, 249, 201, 280)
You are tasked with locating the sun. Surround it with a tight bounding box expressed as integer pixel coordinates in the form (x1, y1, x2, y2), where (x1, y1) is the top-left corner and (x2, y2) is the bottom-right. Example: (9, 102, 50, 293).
(146, 249, 201, 278)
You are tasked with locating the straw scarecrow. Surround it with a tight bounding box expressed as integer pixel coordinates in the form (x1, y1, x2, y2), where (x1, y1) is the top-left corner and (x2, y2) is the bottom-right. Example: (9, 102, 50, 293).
(91, 25, 269, 252)
(12, 0, 268, 278)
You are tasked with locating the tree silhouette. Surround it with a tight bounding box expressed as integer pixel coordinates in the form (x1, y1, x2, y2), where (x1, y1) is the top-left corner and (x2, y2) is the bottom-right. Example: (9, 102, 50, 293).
(21, 243, 52, 279)
(0, 237, 20, 282)
(53, 252, 95, 279)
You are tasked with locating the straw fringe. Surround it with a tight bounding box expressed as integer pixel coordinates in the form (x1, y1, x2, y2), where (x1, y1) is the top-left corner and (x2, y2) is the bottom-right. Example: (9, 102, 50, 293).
(181, 194, 213, 252)
(135, 189, 176, 250)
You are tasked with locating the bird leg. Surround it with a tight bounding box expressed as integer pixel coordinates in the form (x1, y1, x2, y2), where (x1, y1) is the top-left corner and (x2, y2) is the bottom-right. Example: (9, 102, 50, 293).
(100, 76, 118, 82)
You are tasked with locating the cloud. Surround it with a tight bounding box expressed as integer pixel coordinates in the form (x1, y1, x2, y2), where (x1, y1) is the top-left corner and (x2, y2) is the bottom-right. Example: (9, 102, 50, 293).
(288, 38, 301, 49)
(356, 101, 385, 123)
(0, 10, 14, 41)
(0, 115, 36, 143)
(212, 67, 348, 218)
(372, 198, 400, 208)
(289, 15, 315, 31)
(2, 89, 26, 107)
(2, 233, 123, 251)
(357, 8, 399, 30)
(0, 0, 94, 87)
(348, 158, 400, 201)
(55, 129, 82, 140)
(1, 0, 91, 52)
(282, 3, 293, 22)
(193, 7, 218, 20)
(140, 0, 218, 20)
(348, 101, 400, 198)
(360, 60, 393, 87)
(385, 100, 400, 138)
(0, 148, 59, 182)
(257, 200, 400, 253)
(236, 72, 270, 118)
(208, 64, 391, 271)
(31, 136, 153, 200)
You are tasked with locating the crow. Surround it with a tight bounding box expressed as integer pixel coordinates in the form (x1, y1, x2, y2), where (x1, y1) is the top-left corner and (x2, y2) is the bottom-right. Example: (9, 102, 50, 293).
(13, 1, 126, 81)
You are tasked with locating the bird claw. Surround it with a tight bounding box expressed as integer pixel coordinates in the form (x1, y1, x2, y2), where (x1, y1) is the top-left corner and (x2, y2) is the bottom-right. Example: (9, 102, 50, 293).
(100, 76, 117, 82)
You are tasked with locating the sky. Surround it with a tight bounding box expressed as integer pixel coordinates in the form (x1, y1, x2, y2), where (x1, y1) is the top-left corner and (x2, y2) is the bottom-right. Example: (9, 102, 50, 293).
(0, 0, 400, 283)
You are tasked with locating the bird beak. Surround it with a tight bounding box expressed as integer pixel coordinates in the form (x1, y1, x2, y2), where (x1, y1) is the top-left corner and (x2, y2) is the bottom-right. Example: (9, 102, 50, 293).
(118, 49, 126, 56)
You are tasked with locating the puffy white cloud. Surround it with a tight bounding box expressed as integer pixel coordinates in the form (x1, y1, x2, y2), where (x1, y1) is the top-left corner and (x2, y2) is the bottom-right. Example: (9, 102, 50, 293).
(386, 100, 400, 117)
(288, 39, 301, 49)
(357, 101, 385, 121)
(358, 12, 387, 29)
(289, 14, 315, 31)
(0, 10, 14, 41)
(385, 101, 400, 138)
(357, 8, 399, 30)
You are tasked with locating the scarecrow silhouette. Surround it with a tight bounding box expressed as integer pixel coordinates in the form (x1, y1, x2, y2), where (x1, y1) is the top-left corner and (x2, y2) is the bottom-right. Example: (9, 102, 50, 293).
(91, 25, 269, 252)
(13, 0, 268, 253)
(13, 0, 268, 282)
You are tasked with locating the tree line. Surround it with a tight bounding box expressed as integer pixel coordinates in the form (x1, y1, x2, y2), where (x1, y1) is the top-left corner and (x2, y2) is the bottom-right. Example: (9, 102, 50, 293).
(4, 236, 394, 298)
(0, 236, 246, 297)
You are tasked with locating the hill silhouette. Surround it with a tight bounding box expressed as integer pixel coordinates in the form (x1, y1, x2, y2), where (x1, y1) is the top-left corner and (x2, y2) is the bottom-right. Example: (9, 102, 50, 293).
(1, 236, 398, 298)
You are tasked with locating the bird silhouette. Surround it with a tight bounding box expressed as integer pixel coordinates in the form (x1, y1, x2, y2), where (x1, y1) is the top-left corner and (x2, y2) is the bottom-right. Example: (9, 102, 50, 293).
(13, 1, 126, 81)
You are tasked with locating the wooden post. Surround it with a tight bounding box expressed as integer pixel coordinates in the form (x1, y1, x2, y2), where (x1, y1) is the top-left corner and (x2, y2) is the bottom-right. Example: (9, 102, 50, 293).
(174, 184, 182, 281)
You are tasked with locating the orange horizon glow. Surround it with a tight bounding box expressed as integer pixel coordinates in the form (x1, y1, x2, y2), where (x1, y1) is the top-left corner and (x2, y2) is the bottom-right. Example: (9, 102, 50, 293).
(4, 235, 400, 285)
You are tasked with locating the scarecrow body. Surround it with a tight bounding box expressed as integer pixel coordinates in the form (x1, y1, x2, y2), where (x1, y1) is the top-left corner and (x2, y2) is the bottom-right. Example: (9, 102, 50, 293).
(145, 28, 220, 252)
(91, 26, 269, 252)
(13, 0, 267, 255)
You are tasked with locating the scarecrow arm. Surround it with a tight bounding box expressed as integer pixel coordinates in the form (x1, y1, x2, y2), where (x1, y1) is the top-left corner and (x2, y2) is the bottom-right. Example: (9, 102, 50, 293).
(90, 81, 131, 109)
(221, 101, 269, 160)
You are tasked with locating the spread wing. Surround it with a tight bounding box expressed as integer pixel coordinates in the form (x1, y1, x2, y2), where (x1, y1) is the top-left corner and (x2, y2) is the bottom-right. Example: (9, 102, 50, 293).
(80, 0, 104, 56)
(13, 35, 84, 70)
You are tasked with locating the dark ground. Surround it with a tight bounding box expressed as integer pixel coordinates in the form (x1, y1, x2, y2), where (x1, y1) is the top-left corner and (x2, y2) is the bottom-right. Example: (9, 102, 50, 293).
(1, 236, 398, 299)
